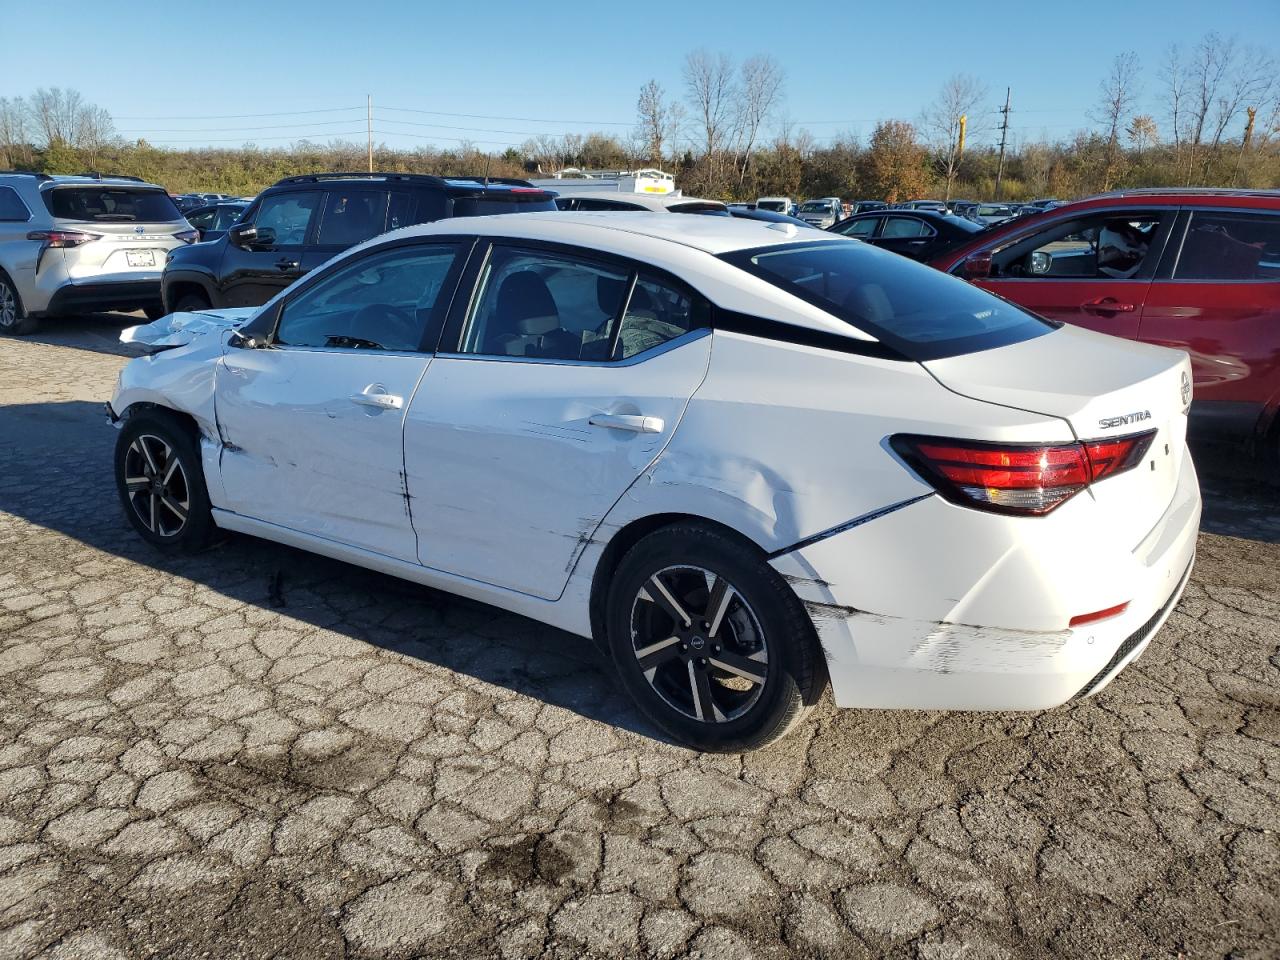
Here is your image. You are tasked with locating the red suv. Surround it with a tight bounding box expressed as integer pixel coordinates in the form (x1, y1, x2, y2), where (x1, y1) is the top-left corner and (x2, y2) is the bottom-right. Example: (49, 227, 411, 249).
(931, 189, 1280, 451)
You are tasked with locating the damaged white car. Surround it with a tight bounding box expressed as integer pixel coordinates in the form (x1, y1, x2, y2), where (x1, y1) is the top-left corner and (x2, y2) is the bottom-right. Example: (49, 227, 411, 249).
(109, 213, 1201, 750)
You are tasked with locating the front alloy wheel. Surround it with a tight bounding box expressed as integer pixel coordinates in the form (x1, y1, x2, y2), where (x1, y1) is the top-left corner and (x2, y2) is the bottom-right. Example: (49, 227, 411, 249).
(0, 275, 34, 335)
(122, 434, 191, 538)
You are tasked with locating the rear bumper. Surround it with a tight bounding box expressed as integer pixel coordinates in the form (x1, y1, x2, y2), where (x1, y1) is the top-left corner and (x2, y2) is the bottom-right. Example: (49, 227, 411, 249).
(39, 280, 162, 317)
(771, 449, 1201, 710)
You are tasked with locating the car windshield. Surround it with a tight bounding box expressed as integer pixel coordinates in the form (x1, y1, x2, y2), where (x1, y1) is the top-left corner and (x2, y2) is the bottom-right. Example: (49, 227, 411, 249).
(978, 206, 1012, 216)
(721, 239, 1053, 361)
(799, 202, 830, 212)
(46, 187, 181, 223)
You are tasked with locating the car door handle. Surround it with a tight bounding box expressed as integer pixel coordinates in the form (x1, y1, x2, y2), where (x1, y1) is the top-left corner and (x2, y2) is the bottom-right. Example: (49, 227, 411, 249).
(1081, 297, 1136, 314)
(275, 258, 299, 271)
(350, 389, 403, 410)
(588, 413, 664, 434)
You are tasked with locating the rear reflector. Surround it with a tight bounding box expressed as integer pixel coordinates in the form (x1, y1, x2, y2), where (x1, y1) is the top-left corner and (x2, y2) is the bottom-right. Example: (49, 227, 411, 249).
(1069, 602, 1130, 627)
(890, 430, 1156, 517)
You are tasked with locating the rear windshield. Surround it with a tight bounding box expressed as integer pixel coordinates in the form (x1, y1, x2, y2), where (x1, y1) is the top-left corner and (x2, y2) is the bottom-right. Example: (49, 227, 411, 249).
(721, 239, 1052, 361)
(757, 201, 787, 212)
(670, 202, 730, 216)
(451, 193, 557, 217)
(45, 187, 181, 223)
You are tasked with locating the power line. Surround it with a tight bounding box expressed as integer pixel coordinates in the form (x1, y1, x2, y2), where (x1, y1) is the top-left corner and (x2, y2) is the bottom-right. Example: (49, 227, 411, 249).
(139, 131, 369, 143)
(114, 106, 364, 120)
(118, 119, 367, 133)
(380, 105, 633, 126)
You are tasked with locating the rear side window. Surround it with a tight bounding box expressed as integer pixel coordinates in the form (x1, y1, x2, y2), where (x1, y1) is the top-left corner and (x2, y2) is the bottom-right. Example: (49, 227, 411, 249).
(1175, 212, 1280, 281)
(452, 192, 557, 217)
(45, 188, 180, 223)
(838, 217, 878, 238)
(883, 217, 934, 238)
(615, 276, 707, 360)
(0, 186, 32, 221)
(723, 239, 1052, 361)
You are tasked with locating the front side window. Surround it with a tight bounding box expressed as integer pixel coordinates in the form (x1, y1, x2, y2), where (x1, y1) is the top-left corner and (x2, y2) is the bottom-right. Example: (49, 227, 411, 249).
(274, 244, 459, 351)
(723, 239, 1051, 360)
(214, 206, 248, 230)
(315, 190, 390, 246)
(0, 186, 32, 221)
(991, 211, 1165, 280)
(253, 191, 320, 246)
(459, 247, 628, 361)
(45, 187, 180, 223)
(838, 217, 878, 238)
(882, 217, 934, 239)
(1175, 212, 1280, 281)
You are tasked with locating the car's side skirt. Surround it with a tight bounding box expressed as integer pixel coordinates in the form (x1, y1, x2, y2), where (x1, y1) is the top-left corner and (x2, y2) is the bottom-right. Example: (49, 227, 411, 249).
(211, 509, 595, 639)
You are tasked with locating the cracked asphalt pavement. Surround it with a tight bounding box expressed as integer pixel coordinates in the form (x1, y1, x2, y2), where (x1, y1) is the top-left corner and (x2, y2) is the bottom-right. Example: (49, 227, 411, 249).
(1, 314, 1278, 959)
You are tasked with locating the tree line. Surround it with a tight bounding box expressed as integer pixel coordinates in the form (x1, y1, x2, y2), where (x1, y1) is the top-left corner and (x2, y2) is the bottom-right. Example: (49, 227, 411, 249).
(1, 32, 1276, 202)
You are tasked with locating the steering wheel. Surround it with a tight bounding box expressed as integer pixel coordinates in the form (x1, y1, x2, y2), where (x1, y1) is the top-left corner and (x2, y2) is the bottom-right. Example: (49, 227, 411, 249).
(350, 303, 418, 349)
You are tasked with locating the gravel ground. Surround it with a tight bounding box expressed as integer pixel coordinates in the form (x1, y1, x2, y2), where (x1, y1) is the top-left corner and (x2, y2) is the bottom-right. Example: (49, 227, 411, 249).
(0, 314, 1277, 960)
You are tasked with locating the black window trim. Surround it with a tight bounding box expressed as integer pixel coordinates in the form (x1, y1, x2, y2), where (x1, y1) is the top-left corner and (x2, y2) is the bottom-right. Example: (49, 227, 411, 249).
(0, 185, 33, 222)
(1162, 206, 1280, 284)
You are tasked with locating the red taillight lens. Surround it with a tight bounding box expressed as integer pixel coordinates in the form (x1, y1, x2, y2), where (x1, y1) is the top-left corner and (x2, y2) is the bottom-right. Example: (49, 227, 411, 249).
(27, 229, 99, 248)
(891, 430, 1156, 517)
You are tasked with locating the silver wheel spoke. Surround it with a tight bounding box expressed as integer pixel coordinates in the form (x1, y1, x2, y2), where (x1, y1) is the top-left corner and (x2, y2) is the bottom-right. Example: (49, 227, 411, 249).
(635, 636, 681, 674)
(705, 577, 735, 638)
(124, 476, 150, 491)
(708, 650, 767, 685)
(688, 662, 722, 722)
(160, 496, 187, 523)
(645, 574, 692, 627)
(148, 493, 159, 532)
(163, 455, 181, 484)
(137, 438, 160, 475)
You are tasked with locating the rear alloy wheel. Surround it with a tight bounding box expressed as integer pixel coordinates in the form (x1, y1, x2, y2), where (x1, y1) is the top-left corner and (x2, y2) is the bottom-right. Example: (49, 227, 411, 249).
(0, 274, 35, 336)
(114, 414, 215, 552)
(173, 292, 210, 313)
(606, 524, 824, 751)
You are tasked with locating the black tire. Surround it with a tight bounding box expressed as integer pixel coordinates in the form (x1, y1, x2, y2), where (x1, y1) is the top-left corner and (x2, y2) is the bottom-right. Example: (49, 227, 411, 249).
(143, 304, 168, 321)
(114, 411, 216, 553)
(0, 272, 36, 336)
(605, 523, 825, 751)
(173, 292, 211, 313)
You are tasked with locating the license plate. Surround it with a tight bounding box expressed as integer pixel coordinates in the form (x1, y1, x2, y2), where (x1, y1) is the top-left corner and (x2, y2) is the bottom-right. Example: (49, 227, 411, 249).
(126, 250, 155, 267)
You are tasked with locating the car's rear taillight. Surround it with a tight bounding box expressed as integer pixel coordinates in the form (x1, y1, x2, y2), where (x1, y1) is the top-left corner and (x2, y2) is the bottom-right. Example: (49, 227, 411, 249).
(173, 229, 200, 244)
(890, 430, 1156, 517)
(27, 229, 99, 248)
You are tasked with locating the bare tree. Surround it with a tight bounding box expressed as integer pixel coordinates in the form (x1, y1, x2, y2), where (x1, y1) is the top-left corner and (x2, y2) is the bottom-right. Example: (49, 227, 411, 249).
(0, 96, 33, 168)
(1091, 52, 1140, 189)
(635, 79, 684, 166)
(26, 87, 115, 156)
(921, 74, 987, 201)
(734, 55, 784, 190)
(682, 49, 737, 192)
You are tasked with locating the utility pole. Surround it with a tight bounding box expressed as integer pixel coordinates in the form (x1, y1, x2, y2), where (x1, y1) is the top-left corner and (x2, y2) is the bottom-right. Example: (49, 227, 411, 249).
(994, 87, 1011, 200)
(1232, 106, 1257, 186)
(366, 95, 373, 173)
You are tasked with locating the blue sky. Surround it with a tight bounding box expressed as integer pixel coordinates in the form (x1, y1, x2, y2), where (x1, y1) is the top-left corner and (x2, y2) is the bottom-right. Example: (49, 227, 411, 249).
(5, 0, 1277, 151)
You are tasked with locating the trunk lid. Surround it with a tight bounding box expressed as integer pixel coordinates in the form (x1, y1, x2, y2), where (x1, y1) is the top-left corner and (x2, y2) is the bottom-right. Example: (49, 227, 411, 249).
(922, 324, 1193, 544)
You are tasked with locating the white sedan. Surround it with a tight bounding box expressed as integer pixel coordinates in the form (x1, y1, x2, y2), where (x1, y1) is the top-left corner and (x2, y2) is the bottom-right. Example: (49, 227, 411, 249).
(109, 213, 1201, 751)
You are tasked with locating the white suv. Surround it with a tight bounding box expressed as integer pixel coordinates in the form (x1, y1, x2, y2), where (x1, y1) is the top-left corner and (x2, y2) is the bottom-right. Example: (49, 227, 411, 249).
(0, 172, 197, 335)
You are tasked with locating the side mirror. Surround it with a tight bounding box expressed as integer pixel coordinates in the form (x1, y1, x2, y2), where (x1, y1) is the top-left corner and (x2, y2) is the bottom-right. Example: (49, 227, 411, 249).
(961, 252, 992, 280)
(1028, 251, 1053, 275)
(229, 224, 275, 249)
(227, 329, 259, 349)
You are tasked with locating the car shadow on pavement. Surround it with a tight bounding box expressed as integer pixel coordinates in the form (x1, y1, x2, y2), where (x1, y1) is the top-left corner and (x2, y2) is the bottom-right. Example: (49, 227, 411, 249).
(16, 312, 148, 359)
(1187, 435, 1280, 544)
(0, 400, 669, 745)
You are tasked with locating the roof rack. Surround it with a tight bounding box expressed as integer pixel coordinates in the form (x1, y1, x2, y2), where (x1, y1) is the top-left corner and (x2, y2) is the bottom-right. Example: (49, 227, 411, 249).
(0, 170, 52, 180)
(70, 171, 147, 182)
(445, 175, 536, 188)
(1086, 186, 1280, 199)
(272, 172, 449, 187)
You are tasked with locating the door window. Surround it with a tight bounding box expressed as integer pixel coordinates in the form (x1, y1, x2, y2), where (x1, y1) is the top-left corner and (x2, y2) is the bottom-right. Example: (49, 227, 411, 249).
(614, 276, 707, 360)
(882, 217, 934, 238)
(253, 191, 320, 246)
(316, 190, 390, 246)
(838, 217, 878, 238)
(459, 247, 629, 361)
(186, 207, 217, 230)
(1174, 212, 1280, 281)
(274, 244, 459, 352)
(214, 206, 247, 230)
(992, 212, 1164, 279)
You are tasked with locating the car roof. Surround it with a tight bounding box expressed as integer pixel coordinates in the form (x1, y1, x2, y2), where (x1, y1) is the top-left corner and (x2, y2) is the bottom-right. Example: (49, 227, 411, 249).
(359, 211, 872, 342)
(562, 191, 726, 211)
